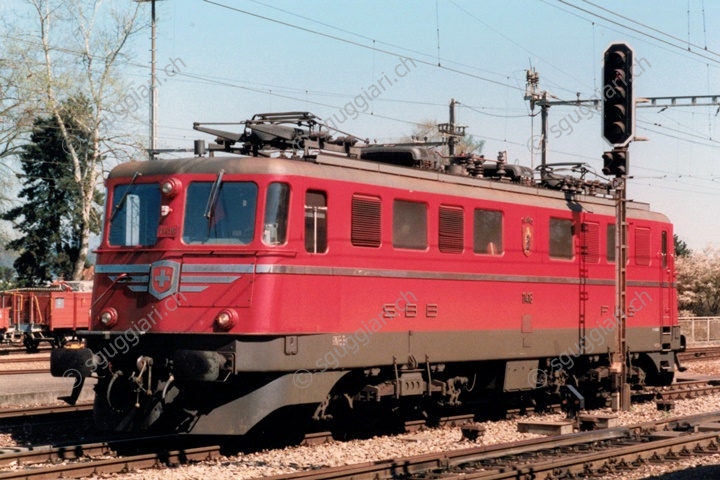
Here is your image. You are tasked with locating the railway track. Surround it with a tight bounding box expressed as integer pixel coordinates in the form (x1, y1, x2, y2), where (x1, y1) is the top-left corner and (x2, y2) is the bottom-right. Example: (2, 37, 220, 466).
(0, 355, 50, 365)
(1, 394, 720, 479)
(0, 403, 93, 423)
(261, 411, 720, 480)
(0, 368, 49, 375)
(633, 378, 720, 403)
(0, 353, 51, 375)
(0, 403, 94, 436)
(678, 345, 720, 362)
(0, 434, 220, 479)
(0, 346, 50, 356)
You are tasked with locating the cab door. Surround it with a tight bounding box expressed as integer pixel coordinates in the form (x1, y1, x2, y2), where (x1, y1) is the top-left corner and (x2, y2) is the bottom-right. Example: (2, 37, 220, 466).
(660, 230, 672, 328)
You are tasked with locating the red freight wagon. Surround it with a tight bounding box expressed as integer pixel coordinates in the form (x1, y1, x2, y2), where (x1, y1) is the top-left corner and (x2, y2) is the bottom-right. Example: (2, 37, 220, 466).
(1, 282, 91, 350)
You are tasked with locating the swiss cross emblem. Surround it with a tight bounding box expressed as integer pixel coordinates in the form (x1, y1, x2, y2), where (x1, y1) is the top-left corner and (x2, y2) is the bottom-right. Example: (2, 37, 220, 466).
(148, 260, 180, 300)
(522, 218, 533, 257)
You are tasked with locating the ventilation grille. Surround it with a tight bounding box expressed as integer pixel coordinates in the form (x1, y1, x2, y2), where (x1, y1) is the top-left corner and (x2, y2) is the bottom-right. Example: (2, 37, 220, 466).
(582, 222, 600, 263)
(636, 227, 651, 266)
(351, 195, 381, 248)
(439, 206, 464, 254)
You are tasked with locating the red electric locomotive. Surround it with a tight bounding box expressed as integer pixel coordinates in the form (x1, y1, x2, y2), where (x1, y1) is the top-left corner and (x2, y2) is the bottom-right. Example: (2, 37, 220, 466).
(51, 112, 683, 435)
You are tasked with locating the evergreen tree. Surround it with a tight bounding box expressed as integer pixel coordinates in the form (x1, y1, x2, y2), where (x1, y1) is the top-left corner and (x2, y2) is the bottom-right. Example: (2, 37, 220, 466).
(674, 233, 691, 258)
(1, 96, 102, 287)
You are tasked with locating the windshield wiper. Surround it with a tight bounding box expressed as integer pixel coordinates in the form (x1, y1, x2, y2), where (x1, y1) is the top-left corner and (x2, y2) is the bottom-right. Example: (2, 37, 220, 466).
(204, 169, 225, 230)
(109, 172, 141, 222)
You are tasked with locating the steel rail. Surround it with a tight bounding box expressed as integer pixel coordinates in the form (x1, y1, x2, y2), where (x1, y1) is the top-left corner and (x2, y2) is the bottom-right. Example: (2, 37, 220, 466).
(260, 411, 720, 480)
(0, 444, 221, 479)
(0, 403, 93, 422)
(458, 431, 720, 479)
(0, 347, 50, 356)
(0, 356, 49, 365)
(678, 345, 720, 362)
(0, 369, 49, 376)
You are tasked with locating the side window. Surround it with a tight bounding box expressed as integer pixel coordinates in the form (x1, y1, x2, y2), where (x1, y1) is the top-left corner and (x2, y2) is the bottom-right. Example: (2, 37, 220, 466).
(661, 230, 668, 269)
(439, 205, 464, 254)
(263, 183, 290, 246)
(607, 224, 616, 263)
(393, 200, 427, 250)
(473, 209, 503, 255)
(351, 195, 381, 248)
(549, 218, 574, 259)
(305, 190, 327, 253)
(635, 227, 651, 266)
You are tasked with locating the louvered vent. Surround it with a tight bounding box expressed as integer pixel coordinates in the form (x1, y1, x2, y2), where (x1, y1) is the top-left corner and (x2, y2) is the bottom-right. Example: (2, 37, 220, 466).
(582, 222, 600, 263)
(351, 195, 381, 247)
(636, 227, 651, 266)
(439, 206, 464, 254)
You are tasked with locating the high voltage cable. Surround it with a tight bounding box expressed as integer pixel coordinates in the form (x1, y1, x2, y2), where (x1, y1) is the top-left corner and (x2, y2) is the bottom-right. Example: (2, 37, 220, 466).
(5, 7, 718, 176)
(176, 71, 420, 129)
(541, 0, 720, 70)
(448, 0, 594, 93)
(557, 0, 720, 66)
(460, 103, 529, 119)
(579, 0, 720, 59)
(246, 0, 510, 80)
(638, 125, 720, 150)
(201, 0, 524, 92)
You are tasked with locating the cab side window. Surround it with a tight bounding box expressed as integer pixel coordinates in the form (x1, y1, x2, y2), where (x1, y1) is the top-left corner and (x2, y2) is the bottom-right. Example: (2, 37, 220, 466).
(263, 182, 290, 246)
(305, 190, 327, 253)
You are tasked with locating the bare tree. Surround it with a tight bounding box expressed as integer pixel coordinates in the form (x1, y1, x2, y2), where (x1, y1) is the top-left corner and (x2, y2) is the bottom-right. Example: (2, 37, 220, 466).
(1, 0, 144, 280)
(402, 119, 485, 155)
(0, 55, 35, 210)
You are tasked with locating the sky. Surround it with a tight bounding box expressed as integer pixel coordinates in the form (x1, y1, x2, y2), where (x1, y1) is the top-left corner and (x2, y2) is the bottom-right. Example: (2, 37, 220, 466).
(7, 0, 720, 250)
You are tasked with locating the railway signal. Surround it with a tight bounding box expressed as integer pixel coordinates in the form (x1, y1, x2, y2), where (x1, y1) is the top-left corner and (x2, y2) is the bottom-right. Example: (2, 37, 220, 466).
(602, 43, 634, 147)
(602, 149, 628, 177)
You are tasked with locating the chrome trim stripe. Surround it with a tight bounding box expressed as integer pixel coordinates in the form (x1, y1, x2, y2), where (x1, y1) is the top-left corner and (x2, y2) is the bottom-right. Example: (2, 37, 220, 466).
(97, 263, 676, 289)
(180, 286, 208, 292)
(110, 275, 149, 283)
(181, 275, 241, 284)
(628, 281, 677, 288)
(96, 264, 150, 274)
(182, 264, 254, 273)
(128, 286, 149, 292)
(255, 264, 676, 288)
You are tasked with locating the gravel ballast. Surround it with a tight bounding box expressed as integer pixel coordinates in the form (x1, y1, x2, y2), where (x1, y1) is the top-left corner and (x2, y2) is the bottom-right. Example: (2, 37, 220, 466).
(2, 358, 719, 479)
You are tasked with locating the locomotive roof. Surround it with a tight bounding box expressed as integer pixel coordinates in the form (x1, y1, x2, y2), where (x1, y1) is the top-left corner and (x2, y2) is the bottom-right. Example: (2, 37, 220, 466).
(108, 154, 669, 223)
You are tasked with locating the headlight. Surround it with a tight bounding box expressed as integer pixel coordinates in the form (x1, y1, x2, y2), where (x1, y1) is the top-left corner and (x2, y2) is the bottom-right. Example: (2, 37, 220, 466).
(215, 309, 237, 330)
(161, 178, 182, 197)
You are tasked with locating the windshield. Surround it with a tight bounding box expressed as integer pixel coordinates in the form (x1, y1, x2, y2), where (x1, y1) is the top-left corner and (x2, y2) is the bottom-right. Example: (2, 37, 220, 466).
(183, 181, 258, 244)
(108, 183, 161, 246)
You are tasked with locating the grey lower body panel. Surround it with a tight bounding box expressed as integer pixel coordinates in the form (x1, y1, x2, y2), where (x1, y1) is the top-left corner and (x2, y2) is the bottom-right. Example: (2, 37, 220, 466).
(74, 326, 680, 435)
(227, 326, 681, 372)
(188, 371, 349, 435)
